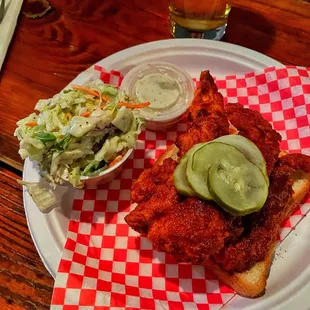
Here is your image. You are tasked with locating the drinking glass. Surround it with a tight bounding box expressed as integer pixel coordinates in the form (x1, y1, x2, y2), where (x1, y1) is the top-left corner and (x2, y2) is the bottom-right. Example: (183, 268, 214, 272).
(169, 0, 231, 40)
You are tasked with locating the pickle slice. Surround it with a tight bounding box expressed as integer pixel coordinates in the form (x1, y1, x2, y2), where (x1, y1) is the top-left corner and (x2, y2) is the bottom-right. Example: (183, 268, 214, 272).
(214, 135, 268, 183)
(208, 155, 268, 216)
(173, 143, 205, 196)
(186, 142, 231, 200)
(176, 136, 269, 216)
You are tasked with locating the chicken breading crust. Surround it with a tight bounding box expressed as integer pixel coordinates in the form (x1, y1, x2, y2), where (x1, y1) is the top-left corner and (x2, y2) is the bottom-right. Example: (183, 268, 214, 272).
(176, 71, 229, 156)
(131, 158, 177, 204)
(225, 103, 282, 175)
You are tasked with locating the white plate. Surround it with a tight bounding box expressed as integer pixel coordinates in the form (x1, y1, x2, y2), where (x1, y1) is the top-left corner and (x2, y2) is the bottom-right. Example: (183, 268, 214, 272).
(22, 39, 310, 309)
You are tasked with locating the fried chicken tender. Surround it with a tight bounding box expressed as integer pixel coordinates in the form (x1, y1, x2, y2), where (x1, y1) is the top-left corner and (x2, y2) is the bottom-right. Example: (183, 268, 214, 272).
(147, 198, 243, 263)
(126, 70, 234, 259)
(176, 71, 229, 156)
(126, 180, 179, 235)
(131, 158, 177, 204)
(225, 103, 282, 175)
(213, 153, 310, 272)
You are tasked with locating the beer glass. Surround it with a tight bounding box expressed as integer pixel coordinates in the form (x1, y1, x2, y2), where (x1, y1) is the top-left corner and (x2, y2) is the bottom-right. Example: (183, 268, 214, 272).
(169, 0, 231, 40)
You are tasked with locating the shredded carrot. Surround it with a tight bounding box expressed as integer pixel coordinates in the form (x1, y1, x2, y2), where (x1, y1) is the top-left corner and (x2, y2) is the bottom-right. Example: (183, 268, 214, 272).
(81, 111, 91, 117)
(119, 102, 151, 109)
(71, 85, 99, 97)
(25, 121, 37, 127)
(108, 155, 123, 168)
(101, 95, 111, 102)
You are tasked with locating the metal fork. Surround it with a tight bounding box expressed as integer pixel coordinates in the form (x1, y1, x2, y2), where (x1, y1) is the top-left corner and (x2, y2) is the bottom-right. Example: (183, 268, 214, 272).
(0, 0, 5, 23)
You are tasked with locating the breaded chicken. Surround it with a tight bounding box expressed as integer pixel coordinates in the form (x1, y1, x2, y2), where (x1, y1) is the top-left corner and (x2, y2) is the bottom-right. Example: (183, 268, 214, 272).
(147, 198, 243, 264)
(176, 71, 229, 156)
(131, 158, 177, 204)
(126, 180, 179, 235)
(126, 71, 232, 259)
(225, 103, 282, 175)
(126, 70, 310, 274)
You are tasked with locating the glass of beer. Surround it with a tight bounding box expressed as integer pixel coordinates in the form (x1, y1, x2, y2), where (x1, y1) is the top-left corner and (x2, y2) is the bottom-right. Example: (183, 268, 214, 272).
(169, 0, 231, 40)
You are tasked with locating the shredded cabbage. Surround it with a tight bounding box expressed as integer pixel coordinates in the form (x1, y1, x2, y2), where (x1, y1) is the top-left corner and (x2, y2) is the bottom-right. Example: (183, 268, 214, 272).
(15, 80, 144, 192)
(18, 180, 60, 213)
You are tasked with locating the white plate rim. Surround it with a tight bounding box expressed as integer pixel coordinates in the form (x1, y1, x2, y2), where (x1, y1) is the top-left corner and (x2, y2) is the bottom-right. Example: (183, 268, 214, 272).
(95, 38, 282, 69)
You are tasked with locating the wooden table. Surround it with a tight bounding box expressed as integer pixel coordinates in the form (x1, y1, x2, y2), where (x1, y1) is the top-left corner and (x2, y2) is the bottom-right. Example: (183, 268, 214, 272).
(0, 0, 309, 308)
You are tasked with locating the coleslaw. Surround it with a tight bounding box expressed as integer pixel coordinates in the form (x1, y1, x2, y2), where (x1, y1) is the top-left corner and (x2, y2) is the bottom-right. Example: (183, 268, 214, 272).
(15, 80, 144, 193)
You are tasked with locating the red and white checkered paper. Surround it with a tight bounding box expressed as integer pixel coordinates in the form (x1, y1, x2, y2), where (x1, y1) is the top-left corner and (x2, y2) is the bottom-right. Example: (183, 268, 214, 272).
(51, 66, 310, 310)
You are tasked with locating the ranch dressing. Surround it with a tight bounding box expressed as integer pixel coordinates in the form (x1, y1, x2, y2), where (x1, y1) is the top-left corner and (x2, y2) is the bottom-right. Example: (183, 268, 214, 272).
(120, 62, 195, 131)
(135, 73, 181, 111)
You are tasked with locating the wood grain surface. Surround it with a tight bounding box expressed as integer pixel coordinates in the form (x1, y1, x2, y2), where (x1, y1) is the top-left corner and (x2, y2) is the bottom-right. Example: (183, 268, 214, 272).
(0, 164, 53, 309)
(0, 0, 309, 308)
